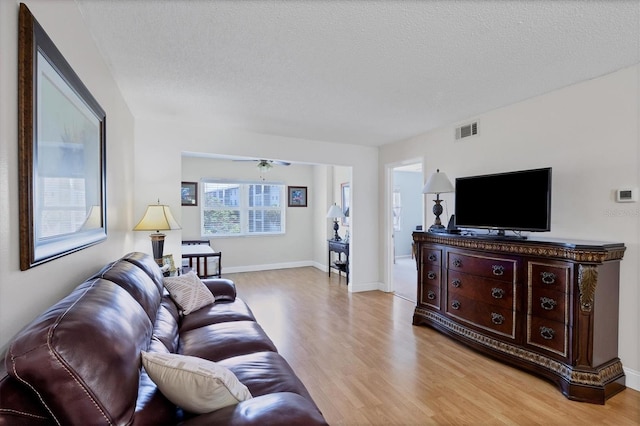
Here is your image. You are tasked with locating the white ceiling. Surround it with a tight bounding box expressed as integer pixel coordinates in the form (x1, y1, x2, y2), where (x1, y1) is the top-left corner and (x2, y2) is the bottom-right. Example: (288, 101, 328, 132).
(76, 0, 640, 147)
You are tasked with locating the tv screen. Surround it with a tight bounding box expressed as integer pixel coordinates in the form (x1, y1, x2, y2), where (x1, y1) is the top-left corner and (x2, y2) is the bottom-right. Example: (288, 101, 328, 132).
(454, 167, 552, 233)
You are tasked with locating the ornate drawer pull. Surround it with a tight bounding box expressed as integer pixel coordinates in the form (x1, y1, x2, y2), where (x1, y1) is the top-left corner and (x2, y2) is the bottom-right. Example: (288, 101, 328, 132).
(541, 272, 556, 285)
(451, 279, 461, 288)
(427, 271, 437, 280)
(491, 288, 505, 299)
(428, 254, 437, 262)
(540, 326, 555, 340)
(427, 290, 436, 300)
(540, 297, 557, 310)
(452, 258, 462, 267)
(451, 300, 461, 310)
(491, 313, 505, 325)
(492, 265, 505, 276)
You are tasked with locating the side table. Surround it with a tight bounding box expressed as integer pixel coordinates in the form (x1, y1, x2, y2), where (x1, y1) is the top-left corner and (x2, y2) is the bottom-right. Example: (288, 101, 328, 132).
(328, 239, 349, 283)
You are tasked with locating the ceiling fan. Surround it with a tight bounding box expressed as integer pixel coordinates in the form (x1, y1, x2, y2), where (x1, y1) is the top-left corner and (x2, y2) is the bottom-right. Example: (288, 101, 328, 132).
(233, 158, 291, 179)
(234, 158, 291, 171)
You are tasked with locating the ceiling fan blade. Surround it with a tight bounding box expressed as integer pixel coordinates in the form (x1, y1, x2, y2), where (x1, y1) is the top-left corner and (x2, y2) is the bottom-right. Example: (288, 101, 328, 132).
(231, 158, 291, 166)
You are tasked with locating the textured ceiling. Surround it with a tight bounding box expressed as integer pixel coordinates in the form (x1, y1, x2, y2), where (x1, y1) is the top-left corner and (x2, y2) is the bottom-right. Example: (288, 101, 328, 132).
(76, 0, 640, 147)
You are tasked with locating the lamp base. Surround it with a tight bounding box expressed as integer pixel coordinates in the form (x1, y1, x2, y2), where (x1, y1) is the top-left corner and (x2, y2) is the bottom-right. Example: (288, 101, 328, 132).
(428, 224, 448, 233)
(333, 220, 342, 241)
(150, 233, 166, 266)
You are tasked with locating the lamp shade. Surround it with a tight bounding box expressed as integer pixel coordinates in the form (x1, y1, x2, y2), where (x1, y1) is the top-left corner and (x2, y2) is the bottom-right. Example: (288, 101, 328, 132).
(422, 169, 454, 194)
(326, 203, 345, 219)
(134, 204, 181, 232)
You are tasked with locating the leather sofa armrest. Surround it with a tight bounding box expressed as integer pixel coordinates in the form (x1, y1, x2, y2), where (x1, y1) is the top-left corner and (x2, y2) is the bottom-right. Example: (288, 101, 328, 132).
(179, 392, 328, 426)
(201, 278, 236, 302)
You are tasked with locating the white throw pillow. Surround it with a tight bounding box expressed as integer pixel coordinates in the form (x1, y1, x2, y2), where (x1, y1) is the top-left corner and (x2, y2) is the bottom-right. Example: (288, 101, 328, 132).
(163, 271, 215, 314)
(141, 351, 252, 413)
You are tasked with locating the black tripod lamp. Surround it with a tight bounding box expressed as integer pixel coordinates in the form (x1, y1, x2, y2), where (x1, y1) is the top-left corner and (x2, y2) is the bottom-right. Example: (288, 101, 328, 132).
(422, 169, 454, 233)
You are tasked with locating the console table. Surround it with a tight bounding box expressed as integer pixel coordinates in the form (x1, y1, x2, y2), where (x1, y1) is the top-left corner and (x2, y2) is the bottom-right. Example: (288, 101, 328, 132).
(412, 232, 626, 404)
(328, 239, 349, 283)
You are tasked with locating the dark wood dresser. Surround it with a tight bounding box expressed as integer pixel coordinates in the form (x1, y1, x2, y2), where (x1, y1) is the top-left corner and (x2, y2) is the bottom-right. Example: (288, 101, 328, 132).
(412, 232, 626, 404)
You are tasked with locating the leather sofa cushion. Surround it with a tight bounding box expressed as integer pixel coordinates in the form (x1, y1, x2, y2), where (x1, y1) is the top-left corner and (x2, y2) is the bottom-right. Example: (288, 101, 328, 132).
(93, 257, 162, 323)
(134, 363, 181, 425)
(180, 299, 257, 332)
(202, 278, 237, 302)
(218, 352, 316, 403)
(6, 278, 154, 425)
(153, 297, 181, 352)
(179, 392, 328, 426)
(122, 251, 166, 291)
(0, 366, 52, 425)
(180, 321, 276, 362)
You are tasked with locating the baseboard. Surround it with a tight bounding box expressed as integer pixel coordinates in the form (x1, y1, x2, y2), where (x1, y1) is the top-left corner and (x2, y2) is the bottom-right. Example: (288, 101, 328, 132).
(350, 281, 383, 292)
(222, 260, 315, 274)
(624, 366, 640, 391)
(223, 262, 382, 293)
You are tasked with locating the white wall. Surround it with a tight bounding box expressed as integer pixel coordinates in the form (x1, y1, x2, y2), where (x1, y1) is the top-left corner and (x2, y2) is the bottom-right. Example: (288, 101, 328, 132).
(379, 65, 640, 389)
(0, 0, 135, 350)
(134, 119, 380, 292)
(180, 156, 316, 272)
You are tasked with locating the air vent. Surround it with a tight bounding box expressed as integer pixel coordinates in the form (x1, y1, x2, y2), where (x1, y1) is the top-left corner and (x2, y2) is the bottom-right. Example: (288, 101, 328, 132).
(455, 121, 478, 140)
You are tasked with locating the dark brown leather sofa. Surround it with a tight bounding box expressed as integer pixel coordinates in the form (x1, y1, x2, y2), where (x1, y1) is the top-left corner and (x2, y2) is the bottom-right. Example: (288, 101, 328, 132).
(0, 252, 327, 425)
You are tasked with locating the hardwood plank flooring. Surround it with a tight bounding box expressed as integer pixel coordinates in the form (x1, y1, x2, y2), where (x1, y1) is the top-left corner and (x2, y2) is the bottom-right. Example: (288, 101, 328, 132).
(225, 267, 640, 425)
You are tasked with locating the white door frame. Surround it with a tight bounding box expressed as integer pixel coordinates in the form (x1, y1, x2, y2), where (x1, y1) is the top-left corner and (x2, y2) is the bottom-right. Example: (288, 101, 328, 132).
(384, 158, 424, 293)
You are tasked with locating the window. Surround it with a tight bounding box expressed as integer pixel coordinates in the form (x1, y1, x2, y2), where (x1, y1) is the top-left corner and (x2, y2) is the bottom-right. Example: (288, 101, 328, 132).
(201, 181, 285, 236)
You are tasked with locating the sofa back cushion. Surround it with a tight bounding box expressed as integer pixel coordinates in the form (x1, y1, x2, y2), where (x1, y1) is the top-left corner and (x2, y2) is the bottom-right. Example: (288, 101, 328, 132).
(122, 251, 165, 293)
(6, 271, 157, 425)
(92, 255, 163, 324)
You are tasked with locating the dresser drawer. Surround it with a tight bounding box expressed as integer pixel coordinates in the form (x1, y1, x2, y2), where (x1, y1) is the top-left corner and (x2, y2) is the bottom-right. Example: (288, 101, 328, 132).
(528, 262, 571, 294)
(421, 247, 442, 266)
(527, 316, 569, 358)
(529, 287, 567, 324)
(447, 270, 514, 310)
(448, 252, 515, 282)
(446, 293, 516, 339)
(420, 283, 440, 308)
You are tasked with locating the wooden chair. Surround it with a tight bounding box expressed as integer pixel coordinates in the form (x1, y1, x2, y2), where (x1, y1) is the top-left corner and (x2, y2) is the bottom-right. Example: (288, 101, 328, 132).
(181, 240, 222, 278)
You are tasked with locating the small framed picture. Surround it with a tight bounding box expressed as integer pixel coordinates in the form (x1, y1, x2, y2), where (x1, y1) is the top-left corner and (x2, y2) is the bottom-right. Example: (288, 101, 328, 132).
(341, 182, 350, 226)
(162, 254, 176, 272)
(181, 182, 198, 206)
(288, 186, 308, 207)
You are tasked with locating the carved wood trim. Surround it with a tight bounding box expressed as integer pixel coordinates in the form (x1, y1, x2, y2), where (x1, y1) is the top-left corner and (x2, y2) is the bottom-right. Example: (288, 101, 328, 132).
(578, 265, 598, 313)
(414, 308, 624, 387)
(412, 233, 625, 263)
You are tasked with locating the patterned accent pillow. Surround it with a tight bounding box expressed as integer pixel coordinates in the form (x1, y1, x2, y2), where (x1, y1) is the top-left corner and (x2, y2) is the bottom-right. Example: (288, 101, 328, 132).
(163, 271, 215, 314)
(141, 351, 252, 413)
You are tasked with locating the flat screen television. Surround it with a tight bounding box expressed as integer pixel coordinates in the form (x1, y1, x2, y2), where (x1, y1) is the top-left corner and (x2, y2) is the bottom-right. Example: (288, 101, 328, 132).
(454, 167, 552, 234)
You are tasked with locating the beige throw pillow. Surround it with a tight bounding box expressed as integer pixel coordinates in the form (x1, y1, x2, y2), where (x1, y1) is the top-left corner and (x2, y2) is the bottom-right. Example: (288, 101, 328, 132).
(163, 271, 215, 314)
(141, 351, 252, 413)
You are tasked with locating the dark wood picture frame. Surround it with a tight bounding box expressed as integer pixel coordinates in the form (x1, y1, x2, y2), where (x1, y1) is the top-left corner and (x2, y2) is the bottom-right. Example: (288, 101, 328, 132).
(288, 186, 308, 207)
(181, 181, 198, 206)
(18, 4, 107, 270)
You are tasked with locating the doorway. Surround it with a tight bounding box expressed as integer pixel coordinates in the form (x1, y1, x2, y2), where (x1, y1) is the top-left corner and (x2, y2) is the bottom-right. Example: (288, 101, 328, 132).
(389, 162, 423, 302)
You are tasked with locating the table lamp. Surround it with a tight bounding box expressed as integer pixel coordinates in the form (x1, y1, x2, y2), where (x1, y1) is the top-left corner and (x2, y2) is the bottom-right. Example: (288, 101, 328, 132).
(134, 200, 181, 265)
(326, 203, 345, 241)
(422, 169, 454, 233)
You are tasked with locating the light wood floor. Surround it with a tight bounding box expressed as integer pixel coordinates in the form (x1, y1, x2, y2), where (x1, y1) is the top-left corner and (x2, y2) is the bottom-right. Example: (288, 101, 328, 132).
(226, 267, 640, 425)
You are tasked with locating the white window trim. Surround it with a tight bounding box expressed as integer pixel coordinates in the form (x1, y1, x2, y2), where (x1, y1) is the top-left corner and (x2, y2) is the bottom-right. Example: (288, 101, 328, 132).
(200, 179, 286, 237)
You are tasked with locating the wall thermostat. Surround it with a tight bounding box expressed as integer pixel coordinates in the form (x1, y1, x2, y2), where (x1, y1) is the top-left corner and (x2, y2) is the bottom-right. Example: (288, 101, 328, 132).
(615, 188, 638, 203)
